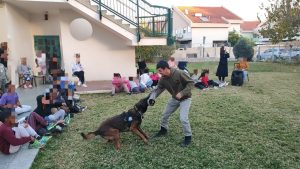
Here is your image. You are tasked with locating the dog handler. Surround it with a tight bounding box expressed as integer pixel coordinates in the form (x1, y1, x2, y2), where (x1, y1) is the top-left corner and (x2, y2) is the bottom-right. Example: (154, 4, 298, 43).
(148, 60, 194, 147)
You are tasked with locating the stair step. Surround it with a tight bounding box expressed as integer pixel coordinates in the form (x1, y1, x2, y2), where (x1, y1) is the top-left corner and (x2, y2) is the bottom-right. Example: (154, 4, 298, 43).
(75, 0, 136, 34)
(76, 0, 97, 12)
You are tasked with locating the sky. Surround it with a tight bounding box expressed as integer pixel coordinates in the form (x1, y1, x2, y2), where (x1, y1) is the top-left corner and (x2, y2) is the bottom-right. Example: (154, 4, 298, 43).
(146, 0, 270, 21)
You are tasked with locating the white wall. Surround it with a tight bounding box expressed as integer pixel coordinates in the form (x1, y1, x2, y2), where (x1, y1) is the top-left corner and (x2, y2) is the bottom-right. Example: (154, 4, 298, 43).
(1, 3, 137, 82)
(30, 13, 61, 36)
(4, 4, 35, 85)
(173, 9, 190, 34)
(0, 5, 8, 42)
(192, 27, 228, 47)
(59, 10, 136, 81)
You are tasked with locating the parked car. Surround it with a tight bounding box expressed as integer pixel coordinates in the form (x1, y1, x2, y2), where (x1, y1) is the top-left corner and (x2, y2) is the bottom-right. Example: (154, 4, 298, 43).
(257, 48, 287, 60)
(282, 48, 300, 58)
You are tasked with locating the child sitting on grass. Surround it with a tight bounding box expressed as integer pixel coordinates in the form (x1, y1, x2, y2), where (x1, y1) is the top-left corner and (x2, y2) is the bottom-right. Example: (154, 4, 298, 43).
(0, 109, 44, 154)
(195, 69, 221, 90)
(44, 106, 70, 131)
(128, 77, 144, 94)
(45, 106, 68, 124)
(149, 71, 160, 88)
(191, 69, 200, 83)
(139, 69, 153, 90)
(111, 73, 131, 96)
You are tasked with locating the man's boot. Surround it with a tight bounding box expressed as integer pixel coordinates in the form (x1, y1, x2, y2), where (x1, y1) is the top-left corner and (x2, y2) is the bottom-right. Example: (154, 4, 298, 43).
(180, 136, 192, 147)
(153, 126, 167, 138)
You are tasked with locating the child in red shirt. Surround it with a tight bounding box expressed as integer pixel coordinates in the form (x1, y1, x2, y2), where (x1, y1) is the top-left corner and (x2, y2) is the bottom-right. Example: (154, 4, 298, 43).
(195, 69, 219, 90)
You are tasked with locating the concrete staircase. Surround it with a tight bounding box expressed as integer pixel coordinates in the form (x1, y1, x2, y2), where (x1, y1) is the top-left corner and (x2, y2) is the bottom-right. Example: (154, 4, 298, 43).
(75, 0, 136, 35)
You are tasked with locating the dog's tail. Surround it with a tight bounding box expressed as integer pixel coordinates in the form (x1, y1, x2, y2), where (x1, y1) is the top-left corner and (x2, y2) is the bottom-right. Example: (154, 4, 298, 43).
(81, 132, 96, 140)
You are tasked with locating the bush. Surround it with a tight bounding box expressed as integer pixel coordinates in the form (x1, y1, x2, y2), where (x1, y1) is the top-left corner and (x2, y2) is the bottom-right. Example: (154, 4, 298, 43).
(233, 38, 254, 61)
(228, 30, 240, 46)
(135, 45, 175, 62)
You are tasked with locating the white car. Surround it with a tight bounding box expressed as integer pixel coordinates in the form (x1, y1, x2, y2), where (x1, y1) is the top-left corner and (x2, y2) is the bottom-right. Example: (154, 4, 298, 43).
(282, 48, 300, 58)
(257, 48, 287, 60)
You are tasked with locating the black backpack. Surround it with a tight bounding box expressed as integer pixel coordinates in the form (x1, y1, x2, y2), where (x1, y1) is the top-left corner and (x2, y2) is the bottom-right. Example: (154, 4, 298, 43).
(231, 70, 244, 86)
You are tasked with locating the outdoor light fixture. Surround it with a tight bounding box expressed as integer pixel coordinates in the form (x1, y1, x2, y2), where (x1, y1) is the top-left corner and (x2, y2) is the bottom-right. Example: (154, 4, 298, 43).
(44, 11, 48, 20)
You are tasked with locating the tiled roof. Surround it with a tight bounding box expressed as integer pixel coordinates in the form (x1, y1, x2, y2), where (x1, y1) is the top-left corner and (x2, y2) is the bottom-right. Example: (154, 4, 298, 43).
(241, 21, 261, 31)
(177, 6, 243, 24)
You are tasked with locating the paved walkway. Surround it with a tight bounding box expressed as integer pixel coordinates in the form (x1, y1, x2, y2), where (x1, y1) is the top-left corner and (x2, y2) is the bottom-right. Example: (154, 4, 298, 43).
(0, 85, 47, 169)
(75, 80, 112, 94)
(0, 81, 112, 169)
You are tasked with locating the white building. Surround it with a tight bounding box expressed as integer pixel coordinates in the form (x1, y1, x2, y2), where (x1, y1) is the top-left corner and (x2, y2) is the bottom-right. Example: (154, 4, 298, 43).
(0, 0, 171, 86)
(173, 6, 243, 47)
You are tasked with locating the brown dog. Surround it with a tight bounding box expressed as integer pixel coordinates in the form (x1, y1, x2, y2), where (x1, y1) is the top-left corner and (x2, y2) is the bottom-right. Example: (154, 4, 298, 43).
(81, 95, 154, 150)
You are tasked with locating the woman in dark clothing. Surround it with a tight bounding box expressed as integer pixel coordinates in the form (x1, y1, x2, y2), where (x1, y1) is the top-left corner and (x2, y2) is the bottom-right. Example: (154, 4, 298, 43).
(216, 46, 230, 82)
(34, 95, 52, 118)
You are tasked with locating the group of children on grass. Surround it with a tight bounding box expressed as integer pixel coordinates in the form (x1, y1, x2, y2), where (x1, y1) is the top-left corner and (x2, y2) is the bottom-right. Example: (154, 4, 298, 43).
(192, 69, 229, 90)
(0, 71, 86, 155)
(111, 69, 160, 96)
(111, 68, 229, 97)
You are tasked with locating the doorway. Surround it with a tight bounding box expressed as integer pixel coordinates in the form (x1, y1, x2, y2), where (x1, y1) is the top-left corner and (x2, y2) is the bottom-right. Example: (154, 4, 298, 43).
(33, 35, 62, 74)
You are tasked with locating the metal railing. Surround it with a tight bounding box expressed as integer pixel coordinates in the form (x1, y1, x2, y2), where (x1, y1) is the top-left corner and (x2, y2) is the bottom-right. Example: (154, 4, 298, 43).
(91, 0, 173, 44)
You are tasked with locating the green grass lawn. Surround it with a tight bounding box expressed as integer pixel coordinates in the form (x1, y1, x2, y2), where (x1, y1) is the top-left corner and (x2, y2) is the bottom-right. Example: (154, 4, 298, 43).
(32, 62, 300, 169)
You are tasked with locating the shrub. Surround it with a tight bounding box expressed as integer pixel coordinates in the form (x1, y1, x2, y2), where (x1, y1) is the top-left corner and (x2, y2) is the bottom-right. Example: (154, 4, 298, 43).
(233, 38, 254, 61)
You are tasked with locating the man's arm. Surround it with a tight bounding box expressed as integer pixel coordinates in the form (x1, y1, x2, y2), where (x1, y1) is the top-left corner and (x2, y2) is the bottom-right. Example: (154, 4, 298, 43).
(178, 72, 194, 97)
(149, 81, 165, 101)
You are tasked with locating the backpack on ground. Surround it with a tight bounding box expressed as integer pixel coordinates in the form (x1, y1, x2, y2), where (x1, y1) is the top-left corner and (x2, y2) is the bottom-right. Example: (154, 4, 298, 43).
(231, 70, 244, 86)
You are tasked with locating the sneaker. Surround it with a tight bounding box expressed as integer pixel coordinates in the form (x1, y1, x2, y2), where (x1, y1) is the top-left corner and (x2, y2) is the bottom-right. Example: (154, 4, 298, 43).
(82, 84, 87, 87)
(55, 125, 62, 131)
(80, 106, 87, 112)
(28, 85, 33, 88)
(180, 136, 192, 147)
(28, 140, 44, 149)
(219, 83, 225, 87)
(39, 136, 52, 145)
(64, 114, 71, 125)
(47, 123, 57, 131)
(77, 81, 82, 86)
(24, 85, 27, 89)
(153, 126, 167, 138)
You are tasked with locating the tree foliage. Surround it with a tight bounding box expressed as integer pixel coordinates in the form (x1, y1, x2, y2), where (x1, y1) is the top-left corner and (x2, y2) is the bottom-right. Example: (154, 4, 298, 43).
(135, 45, 175, 62)
(228, 30, 240, 46)
(233, 38, 254, 61)
(259, 0, 300, 44)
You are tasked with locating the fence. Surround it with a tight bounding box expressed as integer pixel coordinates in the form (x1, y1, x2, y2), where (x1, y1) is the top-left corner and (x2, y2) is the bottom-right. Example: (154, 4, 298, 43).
(173, 43, 235, 62)
(172, 42, 300, 63)
(255, 43, 300, 63)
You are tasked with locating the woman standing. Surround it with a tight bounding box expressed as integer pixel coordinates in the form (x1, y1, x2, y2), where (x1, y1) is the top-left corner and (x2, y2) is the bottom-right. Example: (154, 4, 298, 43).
(216, 46, 230, 82)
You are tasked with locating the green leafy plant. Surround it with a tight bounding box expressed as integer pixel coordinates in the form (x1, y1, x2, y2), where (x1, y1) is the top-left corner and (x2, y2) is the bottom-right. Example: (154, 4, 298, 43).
(233, 38, 255, 61)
